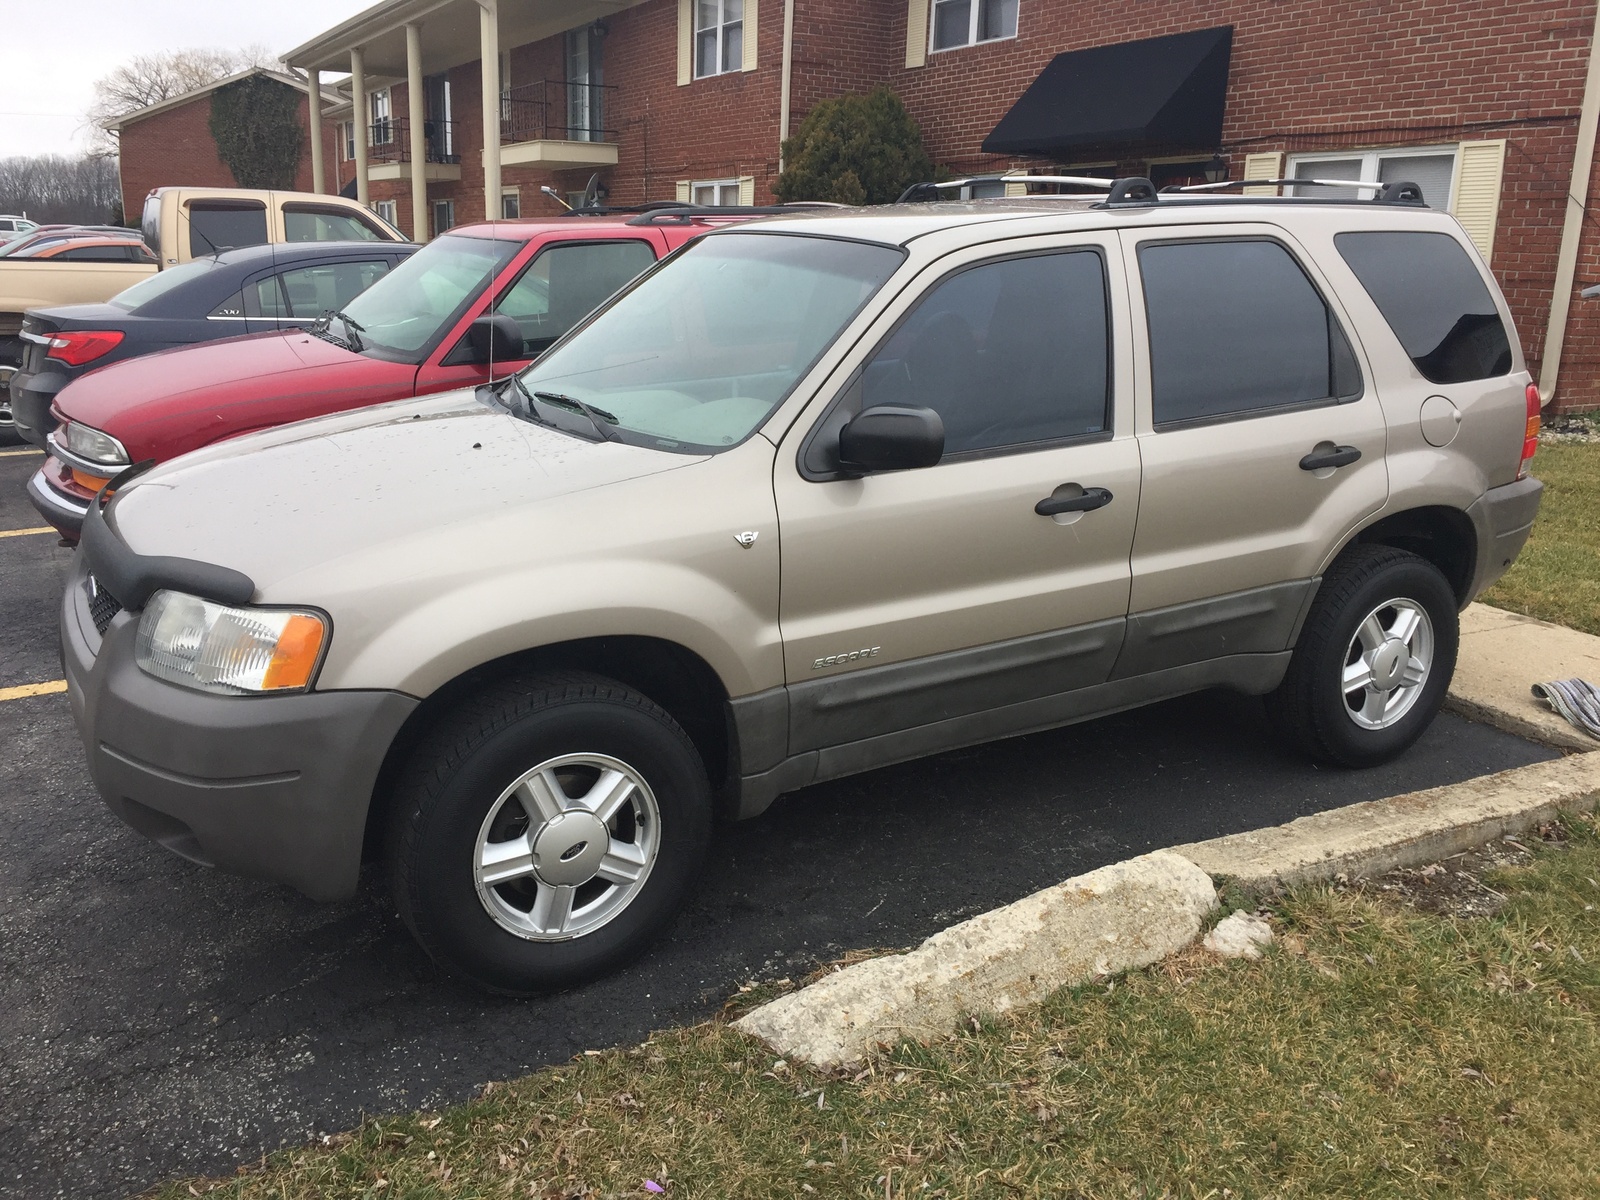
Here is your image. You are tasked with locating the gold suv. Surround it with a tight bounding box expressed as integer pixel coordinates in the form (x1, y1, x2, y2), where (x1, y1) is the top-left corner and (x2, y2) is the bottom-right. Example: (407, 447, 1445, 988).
(63, 180, 1544, 993)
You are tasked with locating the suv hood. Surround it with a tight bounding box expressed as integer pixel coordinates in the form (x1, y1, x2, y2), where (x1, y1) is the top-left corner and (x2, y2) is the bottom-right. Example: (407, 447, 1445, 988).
(107, 389, 702, 595)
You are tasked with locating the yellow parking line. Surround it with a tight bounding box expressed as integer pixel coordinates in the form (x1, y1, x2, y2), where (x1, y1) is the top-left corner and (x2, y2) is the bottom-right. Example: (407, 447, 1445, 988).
(0, 680, 67, 702)
(0, 526, 54, 539)
(0, 448, 44, 457)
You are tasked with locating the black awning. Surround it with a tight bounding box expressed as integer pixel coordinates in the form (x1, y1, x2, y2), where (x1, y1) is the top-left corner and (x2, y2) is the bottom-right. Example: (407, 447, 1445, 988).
(982, 26, 1233, 159)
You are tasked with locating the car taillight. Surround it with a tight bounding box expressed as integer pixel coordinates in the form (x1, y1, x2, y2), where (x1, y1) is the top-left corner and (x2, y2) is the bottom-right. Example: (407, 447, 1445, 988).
(1519, 382, 1541, 480)
(45, 329, 124, 367)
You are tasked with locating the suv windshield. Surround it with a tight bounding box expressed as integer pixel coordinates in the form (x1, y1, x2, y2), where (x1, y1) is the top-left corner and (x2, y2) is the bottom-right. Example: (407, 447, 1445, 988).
(340, 232, 520, 361)
(514, 232, 904, 452)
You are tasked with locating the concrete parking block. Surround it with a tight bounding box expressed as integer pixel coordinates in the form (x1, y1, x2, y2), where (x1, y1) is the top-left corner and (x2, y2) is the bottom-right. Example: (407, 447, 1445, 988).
(1174, 751, 1600, 891)
(1448, 602, 1600, 750)
(733, 850, 1216, 1069)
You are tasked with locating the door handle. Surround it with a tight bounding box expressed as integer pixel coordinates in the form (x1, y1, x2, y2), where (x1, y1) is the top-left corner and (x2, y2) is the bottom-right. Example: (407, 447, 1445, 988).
(1299, 445, 1362, 471)
(1035, 486, 1113, 516)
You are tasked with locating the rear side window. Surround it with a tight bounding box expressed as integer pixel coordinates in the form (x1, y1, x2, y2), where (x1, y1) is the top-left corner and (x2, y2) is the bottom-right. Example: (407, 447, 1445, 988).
(861, 250, 1111, 455)
(283, 206, 386, 243)
(494, 240, 657, 353)
(189, 203, 268, 256)
(276, 260, 393, 318)
(1335, 231, 1512, 384)
(1140, 239, 1361, 428)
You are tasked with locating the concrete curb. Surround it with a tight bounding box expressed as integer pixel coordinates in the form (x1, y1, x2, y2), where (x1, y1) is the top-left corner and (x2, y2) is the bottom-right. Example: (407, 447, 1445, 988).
(732, 851, 1216, 1070)
(1174, 750, 1600, 891)
(734, 609, 1600, 1069)
(736, 754, 1600, 1069)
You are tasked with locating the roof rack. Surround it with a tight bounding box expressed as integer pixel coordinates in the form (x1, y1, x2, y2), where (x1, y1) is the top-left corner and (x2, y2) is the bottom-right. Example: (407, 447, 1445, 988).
(896, 172, 1427, 208)
(624, 202, 844, 226)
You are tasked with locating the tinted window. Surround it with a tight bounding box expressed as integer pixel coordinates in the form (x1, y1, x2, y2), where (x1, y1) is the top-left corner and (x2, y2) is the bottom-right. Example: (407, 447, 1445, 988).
(277, 260, 392, 318)
(248, 275, 289, 319)
(283, 207, 385, 242)
(57, 245, 138, 261)
(495, 240, 657, 353)
(113, 256, 220, 310)
(1335, 231, 1512, 384)
(861, 251, 1110, 455)
(1141, 239, 1361, 427)
(189, 203, 268, 256)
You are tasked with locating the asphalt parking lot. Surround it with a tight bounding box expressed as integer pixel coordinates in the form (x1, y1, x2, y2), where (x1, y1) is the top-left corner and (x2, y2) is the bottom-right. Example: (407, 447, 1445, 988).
(0, 446, 1562, 1200)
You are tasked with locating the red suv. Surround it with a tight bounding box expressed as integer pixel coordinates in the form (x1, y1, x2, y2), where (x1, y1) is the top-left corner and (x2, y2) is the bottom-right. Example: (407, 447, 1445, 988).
(29, 210, 748, 538)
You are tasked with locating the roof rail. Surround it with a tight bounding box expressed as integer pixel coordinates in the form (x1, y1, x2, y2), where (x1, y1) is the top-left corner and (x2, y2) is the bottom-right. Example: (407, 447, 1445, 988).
(1164, 178, 1427, 203)
(897, 174, 1117, 203)
(624, 202, 843, 226)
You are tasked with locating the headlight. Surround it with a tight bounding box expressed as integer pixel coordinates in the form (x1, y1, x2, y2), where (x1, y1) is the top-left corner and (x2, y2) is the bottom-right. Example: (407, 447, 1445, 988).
(64, 421, 130, 467)
(134, 591, 328, 695)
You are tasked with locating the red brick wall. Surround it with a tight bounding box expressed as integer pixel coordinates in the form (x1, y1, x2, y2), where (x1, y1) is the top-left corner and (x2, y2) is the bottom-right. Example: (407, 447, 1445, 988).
(278, 0, 1600, 409)
(118, 85, 341, 219)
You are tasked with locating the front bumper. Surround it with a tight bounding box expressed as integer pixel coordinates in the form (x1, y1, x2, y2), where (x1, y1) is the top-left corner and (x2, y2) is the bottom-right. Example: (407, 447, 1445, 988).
(26, 461, 90, 539)
(1466, 474, 1544, 600)
(62, 556, 419, 901)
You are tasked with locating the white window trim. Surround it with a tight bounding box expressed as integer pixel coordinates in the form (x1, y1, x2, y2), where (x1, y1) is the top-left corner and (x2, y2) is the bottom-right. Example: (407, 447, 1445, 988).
(694, 0, 745, 79)
(1285, 144, 1457, 205)
(501, 186, 520, 219)
(374, 199, 398, 225)
(370, 88, 393, 146)
(929, 0, 1019, 55)
(690, 178, 742, 206)
(433, 198, 455, 235)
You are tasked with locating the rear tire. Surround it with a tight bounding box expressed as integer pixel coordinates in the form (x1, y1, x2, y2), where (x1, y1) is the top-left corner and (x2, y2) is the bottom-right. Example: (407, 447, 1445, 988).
(1267, 545, 1458, 767)
(387, 671, 713, 995)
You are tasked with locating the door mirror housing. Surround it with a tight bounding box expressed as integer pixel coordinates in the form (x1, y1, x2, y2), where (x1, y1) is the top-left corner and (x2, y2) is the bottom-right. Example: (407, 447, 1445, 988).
(837, 404, 945, 473)
(466, 313, 525, 364)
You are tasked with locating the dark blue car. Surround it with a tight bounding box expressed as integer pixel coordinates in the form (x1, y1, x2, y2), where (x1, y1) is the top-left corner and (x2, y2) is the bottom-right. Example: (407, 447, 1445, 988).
(9, 239, 416, 448)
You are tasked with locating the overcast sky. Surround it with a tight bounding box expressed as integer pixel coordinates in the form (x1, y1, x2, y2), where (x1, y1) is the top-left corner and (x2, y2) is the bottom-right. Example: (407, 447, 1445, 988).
(0, 0, 380, 158)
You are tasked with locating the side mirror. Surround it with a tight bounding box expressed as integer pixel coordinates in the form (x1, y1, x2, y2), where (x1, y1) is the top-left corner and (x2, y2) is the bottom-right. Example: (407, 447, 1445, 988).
(466, 313, 525, 364)
(838, 404, 944, 473)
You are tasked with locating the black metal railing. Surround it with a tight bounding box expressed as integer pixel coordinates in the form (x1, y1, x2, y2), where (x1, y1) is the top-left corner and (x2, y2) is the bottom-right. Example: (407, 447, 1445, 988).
(367, 118, 460, 165)
(501, 80, 617, 145)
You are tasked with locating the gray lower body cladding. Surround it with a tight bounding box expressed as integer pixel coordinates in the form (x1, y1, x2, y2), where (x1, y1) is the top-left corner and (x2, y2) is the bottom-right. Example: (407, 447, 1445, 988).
(1467, 475, 1543, 600)
(61, 561, 418, 901)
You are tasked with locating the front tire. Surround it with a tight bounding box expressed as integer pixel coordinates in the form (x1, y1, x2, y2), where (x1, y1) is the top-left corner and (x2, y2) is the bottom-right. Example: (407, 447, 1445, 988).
(1268, 545, 1459, 767)
(388, 672, 713, 994)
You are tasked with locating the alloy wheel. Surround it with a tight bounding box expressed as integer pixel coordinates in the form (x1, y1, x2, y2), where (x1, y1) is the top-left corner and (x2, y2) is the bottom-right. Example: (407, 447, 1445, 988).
(1341, 598, 1434, 730)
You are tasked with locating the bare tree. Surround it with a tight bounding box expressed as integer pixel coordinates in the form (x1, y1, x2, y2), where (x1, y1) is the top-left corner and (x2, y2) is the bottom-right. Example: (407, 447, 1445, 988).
(0, 156, 123, 225)
(84, 47, 284, 154)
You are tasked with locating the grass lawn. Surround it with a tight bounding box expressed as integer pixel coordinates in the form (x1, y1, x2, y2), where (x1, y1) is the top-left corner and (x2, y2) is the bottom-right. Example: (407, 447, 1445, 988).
(153, 811, 1600, 1200)
(1483, 439, 1600, 634)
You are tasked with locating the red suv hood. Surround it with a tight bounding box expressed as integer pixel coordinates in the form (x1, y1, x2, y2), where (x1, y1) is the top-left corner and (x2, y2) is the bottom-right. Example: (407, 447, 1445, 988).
(53, 331, 419, 462)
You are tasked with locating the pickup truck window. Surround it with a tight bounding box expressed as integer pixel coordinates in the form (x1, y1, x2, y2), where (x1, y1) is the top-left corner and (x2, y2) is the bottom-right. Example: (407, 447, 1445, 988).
(516, 232, 903, 452)
(340, 232, 519, 361)
(189, 202, 268, 257)
(283, 206, 387, 243)
(495, 240, 657, 353)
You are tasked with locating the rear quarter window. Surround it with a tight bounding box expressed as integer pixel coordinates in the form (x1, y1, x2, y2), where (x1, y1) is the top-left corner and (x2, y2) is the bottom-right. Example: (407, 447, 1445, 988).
(1334, 231, 1512, 384)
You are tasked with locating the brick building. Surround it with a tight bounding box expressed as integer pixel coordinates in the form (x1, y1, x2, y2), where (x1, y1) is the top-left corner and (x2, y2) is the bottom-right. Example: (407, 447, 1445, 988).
(276, 0, 1600, 409)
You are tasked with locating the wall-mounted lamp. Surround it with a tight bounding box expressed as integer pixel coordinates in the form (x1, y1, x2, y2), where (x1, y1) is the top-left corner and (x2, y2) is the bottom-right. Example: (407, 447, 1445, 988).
(1203, 154, 1229, 184)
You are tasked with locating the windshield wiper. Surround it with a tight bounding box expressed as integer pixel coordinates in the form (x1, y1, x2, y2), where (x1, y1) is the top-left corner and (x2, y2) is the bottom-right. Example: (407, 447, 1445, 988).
(312, 309, 365, 352)
(532, 389, 620, 443)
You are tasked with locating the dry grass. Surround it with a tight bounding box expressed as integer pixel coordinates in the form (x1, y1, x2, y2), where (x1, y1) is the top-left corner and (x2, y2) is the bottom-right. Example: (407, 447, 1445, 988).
(1483, 440, 1600, 634)
(150, 811, 1600, 1200)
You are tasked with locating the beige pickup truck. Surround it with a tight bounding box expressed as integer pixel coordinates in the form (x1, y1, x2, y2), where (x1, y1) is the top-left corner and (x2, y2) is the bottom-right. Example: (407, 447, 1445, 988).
(0, 188, 405, 438)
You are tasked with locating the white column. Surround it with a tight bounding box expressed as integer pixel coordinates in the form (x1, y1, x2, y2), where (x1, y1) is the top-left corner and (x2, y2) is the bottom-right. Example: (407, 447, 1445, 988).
(350, 47, 370, 207)
(307, 68, 325, 194)
(407, 23, 429, 239)
(478, 0, 502, 219)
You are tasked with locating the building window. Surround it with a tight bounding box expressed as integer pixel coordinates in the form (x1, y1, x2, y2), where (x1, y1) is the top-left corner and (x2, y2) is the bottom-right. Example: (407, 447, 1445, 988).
(931, 0, 1018, 52)
(1287, 146, 1457, 210)
(339, 122, 354, 161)
(691, 179, 741, 206)
(433, 199, 455, 236)
(695, 0, 744, 78)
(501, 188, 521, 219)
(370, 88, 393, 145)
(374, 199, 398, 227)
(500, 49, 513, 120)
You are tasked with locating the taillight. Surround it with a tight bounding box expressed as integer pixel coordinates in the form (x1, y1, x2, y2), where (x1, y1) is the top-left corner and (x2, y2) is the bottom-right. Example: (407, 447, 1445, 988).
(1519, 382, 1541, 479)
(44, 329, 124, 367)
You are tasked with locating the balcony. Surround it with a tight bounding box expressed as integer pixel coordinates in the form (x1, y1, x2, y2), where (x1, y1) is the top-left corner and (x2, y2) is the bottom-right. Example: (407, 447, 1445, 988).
(500, 81, 619, 171)
(366, 118, 462, 182)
